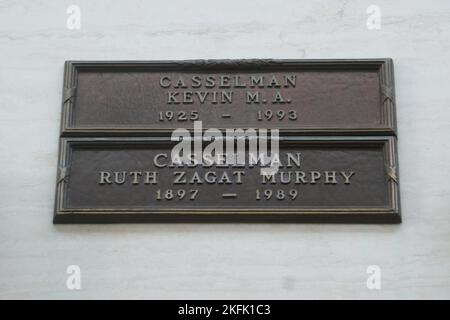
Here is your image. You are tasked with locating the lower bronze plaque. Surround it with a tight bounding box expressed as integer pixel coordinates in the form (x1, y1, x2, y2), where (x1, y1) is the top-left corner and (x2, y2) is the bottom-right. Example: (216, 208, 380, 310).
(54, 136, 400, 223)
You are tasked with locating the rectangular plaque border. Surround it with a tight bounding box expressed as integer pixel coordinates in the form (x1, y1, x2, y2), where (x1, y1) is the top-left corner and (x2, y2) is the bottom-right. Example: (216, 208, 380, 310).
(53, 136, 400, 224)
(60, 59, 396, 136)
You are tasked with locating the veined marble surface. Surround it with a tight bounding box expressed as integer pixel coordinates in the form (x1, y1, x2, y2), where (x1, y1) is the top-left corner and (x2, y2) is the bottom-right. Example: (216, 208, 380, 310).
(0, 0, 449, 299)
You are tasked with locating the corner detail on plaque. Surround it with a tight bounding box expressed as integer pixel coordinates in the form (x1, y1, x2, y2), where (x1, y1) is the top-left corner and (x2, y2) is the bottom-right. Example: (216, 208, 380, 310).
(57, 166, 70, 184)
(63, 87, 76, 104)
(385, 165, 399, 184)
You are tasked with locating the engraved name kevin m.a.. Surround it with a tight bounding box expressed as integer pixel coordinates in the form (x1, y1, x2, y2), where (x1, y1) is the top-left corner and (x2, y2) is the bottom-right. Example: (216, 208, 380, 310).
(159, 74, 297, 105)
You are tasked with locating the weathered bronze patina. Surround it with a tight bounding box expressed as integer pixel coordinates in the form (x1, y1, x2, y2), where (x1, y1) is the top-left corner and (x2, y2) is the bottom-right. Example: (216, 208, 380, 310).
(54, 59, 400, 223)
(61, 59, 396, 135)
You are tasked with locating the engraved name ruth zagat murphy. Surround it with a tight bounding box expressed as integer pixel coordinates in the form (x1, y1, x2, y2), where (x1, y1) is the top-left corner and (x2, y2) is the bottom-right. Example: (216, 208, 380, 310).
(95, 135, 357, 204)
(97, 153, 355, 187)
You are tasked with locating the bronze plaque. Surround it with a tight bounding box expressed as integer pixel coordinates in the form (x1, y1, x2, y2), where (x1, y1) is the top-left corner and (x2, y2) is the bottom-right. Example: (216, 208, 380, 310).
(54, 137, 400, 223)
(55, 59, 400, 223)
(61, 59, 396, 135)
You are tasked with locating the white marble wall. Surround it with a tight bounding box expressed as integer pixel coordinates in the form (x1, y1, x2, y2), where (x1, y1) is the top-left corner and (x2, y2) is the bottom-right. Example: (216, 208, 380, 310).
(0, 0, 449, 299)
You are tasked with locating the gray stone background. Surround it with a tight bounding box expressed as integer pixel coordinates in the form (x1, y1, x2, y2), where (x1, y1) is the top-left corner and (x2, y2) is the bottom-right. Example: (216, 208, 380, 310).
(0, 0, 449, 299)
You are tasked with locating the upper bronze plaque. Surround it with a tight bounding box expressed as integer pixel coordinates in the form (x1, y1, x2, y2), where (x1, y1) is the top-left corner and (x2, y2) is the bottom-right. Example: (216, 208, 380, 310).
(61, 59, 396, 135)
